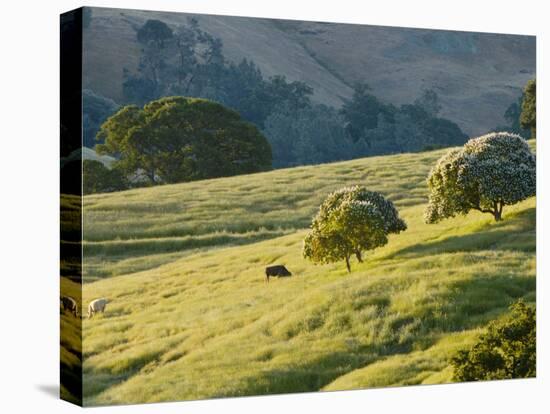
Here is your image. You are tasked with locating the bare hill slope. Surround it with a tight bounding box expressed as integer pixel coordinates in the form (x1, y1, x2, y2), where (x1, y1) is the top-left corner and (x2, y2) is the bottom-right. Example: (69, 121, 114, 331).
(83, 7, 535, 136)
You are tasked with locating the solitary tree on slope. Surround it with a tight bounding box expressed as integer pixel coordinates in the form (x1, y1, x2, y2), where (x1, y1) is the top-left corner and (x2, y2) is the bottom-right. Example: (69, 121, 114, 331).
(425, 132, 536, 223)
(303, 186, 406, 272)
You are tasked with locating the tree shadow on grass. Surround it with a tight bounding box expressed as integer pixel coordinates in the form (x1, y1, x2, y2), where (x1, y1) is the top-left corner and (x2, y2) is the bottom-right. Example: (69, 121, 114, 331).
(80, 208, 536, 400)
(386, 207, 535, 260)
(81, 268, 536, 401)
(82, 348, 165, 402)
(227, 346, 402, 398)
(226, 271, 535, 397)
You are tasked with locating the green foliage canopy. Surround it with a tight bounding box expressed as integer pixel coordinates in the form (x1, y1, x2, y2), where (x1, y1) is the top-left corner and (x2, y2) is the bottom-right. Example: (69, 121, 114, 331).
(137, 19, 173, 48)
(124, 19, 468, 167)
(520, 79, 536, 138)
(497, 93, 530, 138)
(96, 96, 272, 185)
(392, 104, 467, 153)
(263, 104, 369, 168)
(83, 89, 119, 148)
(125, 18, 313, 131)
(341, 83, 391, 144)
(425, 132, 536, 223)
(452, 300, 536, 381)
(413, 88, 442, 117)
(303, 186, 406, 272)
(83, 160, 127, 194)
(341, 84, 466, 154)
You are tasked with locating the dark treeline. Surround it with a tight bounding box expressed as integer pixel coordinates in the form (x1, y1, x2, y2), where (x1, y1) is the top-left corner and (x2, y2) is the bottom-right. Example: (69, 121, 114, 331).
(84, 17, 474, 169)
(494, 78, 536, 139)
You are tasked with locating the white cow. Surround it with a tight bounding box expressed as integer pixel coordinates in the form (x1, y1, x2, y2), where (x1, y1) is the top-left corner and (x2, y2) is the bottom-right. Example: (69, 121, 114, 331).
(88, 298, 108, 318)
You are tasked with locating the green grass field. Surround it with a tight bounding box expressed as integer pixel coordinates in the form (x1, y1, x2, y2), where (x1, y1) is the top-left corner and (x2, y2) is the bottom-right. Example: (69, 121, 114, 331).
(74, 142, 535, 405)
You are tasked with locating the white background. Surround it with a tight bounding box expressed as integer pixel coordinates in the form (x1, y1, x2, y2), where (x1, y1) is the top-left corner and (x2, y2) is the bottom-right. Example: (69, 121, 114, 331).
(0, 0, 547, 412)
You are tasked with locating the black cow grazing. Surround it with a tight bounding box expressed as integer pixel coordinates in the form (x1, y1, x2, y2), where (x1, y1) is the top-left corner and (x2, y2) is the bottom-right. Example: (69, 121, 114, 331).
(61, 295, 78, 317)
(265, 265, 292, 282)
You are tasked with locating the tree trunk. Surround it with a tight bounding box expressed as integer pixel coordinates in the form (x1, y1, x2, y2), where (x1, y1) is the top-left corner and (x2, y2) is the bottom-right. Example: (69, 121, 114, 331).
(149, 168, 156, 185)
(345, 256, 351, 273)
(491, 200, 503, 221)
(178, 52, 184, 86)
(355, 250, 363, 263)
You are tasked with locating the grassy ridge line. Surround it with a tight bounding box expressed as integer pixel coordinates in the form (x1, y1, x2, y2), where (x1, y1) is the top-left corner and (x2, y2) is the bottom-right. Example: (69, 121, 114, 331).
(82, 148, 448, 280)
(82, 140, 534, 281)
(81, 196, 535, 404)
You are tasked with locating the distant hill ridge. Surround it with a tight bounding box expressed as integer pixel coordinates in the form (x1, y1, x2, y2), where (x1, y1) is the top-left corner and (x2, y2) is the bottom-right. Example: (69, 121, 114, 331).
(83, 7, 535, 136)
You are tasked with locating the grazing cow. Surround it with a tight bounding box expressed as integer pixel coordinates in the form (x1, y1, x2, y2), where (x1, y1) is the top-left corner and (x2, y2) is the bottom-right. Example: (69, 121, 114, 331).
(265, 265, 292, 283)
(88, 298, 108, 318)
(60, 295, 78, 317)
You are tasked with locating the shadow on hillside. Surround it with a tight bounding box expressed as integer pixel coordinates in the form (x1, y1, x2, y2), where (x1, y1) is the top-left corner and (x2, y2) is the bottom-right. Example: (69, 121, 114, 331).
(230, 345, 398, 397)
(60, 310, 82, 405)
(84, 230, 295, 258)
(84, 229, 297, 281)
(386, 207, 535, 260)
(226, 270, 535, 396)
(81, 207, 536, 400)
(82, 269, 535, 401)
(82, 346, 166, 401)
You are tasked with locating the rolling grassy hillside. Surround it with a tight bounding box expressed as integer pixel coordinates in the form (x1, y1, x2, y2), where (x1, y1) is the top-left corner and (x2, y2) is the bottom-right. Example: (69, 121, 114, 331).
(78, 142, 535, 405)
(83, 147, 447, 281)
(60, 277, 84, 404)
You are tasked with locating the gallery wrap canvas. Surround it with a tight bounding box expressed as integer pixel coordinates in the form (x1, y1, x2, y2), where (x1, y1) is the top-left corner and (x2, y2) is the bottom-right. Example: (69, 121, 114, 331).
(60, 6, 536, 407)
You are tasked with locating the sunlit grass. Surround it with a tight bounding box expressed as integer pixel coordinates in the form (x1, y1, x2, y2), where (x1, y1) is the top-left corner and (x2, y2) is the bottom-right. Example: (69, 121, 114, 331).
(79, 141, 536, 405)
(82, 147, 453, 280)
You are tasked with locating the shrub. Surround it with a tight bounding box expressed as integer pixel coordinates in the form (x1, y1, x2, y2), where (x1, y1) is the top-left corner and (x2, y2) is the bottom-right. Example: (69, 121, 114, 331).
(303, 186, 406, 272)
(425, 132, 535, 223)
(452, 300, 536, 381)
(83, 160, 127, 194)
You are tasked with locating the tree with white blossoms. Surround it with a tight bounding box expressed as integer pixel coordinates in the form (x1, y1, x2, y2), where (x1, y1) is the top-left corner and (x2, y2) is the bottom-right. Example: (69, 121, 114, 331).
(303, 186, 407, 272)
(425, 132, 536, 223)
